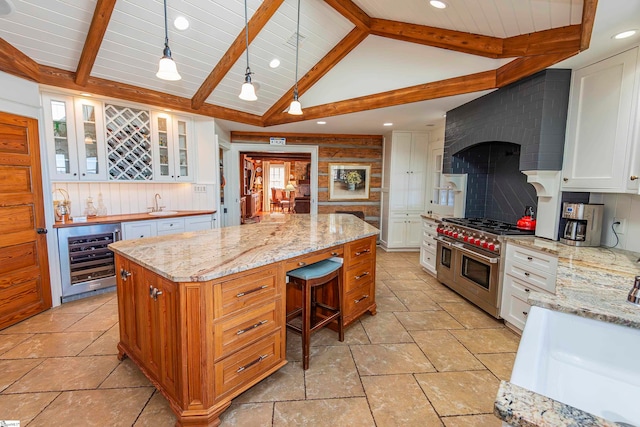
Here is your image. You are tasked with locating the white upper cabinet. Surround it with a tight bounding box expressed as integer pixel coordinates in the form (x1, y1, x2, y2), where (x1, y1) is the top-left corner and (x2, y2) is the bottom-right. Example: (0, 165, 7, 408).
(152, 112, 194, 182)
(388, 131, 428, 211)
(562, 47, 639, 193)
(43, 93, 107, 181)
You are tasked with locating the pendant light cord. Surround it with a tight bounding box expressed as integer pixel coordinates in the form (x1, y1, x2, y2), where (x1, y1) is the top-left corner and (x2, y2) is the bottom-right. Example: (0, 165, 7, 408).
(163, 0, 169, 48)
(294, 0, 300, 97)
(244, 0, 251, 75)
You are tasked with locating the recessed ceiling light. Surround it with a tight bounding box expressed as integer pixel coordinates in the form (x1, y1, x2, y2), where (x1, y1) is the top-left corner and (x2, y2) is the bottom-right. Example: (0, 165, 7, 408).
(383, 123, 393, 126)
(613, 30, 637, 40)
(317, 121, 326, 125)
(429, 0, 447, 9)
(0, 0, 15, 16)
(174, 16, 189, 31)
(269, 58, 281, 68)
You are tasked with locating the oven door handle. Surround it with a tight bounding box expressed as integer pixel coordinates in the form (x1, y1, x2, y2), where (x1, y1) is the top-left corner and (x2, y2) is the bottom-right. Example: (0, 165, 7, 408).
(452, 242, 499, 264)
(435, 236, 452, 247)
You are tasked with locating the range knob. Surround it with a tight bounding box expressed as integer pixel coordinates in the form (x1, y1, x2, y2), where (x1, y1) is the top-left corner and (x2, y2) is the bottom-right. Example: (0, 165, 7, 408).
(453, 232, 459, 238)
(474, 238, 481, 245)
(482, 241, 489, 248)
(463, 235, 469, 242)
(488, 243, 496, 251)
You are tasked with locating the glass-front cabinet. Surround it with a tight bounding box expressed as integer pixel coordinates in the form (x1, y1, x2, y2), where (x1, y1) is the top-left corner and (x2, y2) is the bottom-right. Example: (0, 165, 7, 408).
(74, 98, 107, 180)
(151, 112, 193, 182)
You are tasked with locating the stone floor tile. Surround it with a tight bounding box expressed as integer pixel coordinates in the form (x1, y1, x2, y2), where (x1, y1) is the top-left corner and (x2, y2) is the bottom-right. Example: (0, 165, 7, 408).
(442, 414, 503, 426)
(375, 294, 408, 312)
(374, 280, 394, 296)
(28, 387, 154, 427)
(374, 269, 393, 281)
(362, 374, 443, 427)
(311, 320, 370, 346)
(476, 353, 516, 381)
(0, 312, 86, 334)
(411, 330, 484, 372)
(273, 397, 375, 426)
(394, 290, 441, 311)
(65, 303, 119, 332)
(0, 333, 34, 355)
(134, 390, 177, 426)
(416, 370, 500, 416)
(100, 358, 151, 388)
(427, 288, 467, 303)
(304, 345, 364, 399)
(351, 343, 435, 376)
(5, 355, 120, 393)
(219, 402, 273, 427)
(450, 329, 520, 354)
(439, 301, 505, 329)
(382, 279, 433, 292)
(235, 360, 305, 403)
(0, 358, 43, 392)
(79, 323, 120, 356)
(0, 331, 102, 359)
(360, 312, 413, 343)
(50, 296, 108, 314)
(395, 311, 464, 331)
(0, 392, 60, 425)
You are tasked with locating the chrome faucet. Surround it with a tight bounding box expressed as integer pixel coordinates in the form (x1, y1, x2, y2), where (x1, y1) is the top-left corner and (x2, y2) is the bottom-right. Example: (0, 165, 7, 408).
(153, 193, 162, 212)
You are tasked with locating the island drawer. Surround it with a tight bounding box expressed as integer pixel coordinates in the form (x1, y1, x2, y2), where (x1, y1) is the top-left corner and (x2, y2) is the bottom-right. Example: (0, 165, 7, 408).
(156, 218, 185, 235)
(345, 236, 375, 265)
(213, 265, 279, 318)
(344, 282, 374, 319)
(214, 331, 283, 399)
(505, 244, 558, 276)
(345, 259, 375, 293)
(213, 300, 281, 360)
(283, 245, 343, 273)
(504, 259, 555, 294)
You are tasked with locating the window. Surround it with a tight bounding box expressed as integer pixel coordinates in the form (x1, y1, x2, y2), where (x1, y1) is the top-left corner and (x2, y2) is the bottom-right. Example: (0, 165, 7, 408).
(269, 165, 285, 189)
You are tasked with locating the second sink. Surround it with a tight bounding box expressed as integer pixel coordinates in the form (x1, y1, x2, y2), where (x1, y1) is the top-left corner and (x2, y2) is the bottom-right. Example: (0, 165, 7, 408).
(148, 211, 178, 216)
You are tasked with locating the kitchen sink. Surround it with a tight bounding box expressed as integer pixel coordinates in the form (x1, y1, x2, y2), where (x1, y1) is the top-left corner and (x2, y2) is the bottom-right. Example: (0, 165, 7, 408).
(511, 306, 640, 426)
(148, 211, 178, 216)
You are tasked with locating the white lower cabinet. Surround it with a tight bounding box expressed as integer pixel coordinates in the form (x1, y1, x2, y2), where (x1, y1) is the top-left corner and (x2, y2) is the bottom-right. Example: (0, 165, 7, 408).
(122, 214, 213, 240)
(388, 213, 422, 249)
(500, 242, 558, 332)
(420, 217, 438, 275)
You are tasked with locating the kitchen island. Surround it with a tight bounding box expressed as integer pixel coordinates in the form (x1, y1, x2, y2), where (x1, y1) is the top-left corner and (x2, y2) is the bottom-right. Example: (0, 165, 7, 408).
(109, 214, 379, 427)
(495, 238, 640, 427)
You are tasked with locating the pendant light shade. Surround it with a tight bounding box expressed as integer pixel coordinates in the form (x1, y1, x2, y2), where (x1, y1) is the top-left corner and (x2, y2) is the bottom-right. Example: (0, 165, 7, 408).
(288, 0, 302, 115)
(156, 0, 181, 81)
(239, 0, 257, 101)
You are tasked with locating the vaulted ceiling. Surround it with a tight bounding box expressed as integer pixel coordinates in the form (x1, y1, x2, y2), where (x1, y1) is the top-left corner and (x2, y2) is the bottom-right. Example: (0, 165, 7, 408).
(0, 0, 635, 134)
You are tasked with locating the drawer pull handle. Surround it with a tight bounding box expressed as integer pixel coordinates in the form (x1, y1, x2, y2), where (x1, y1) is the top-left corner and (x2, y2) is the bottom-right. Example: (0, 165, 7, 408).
(120, 269, 132, 281)
(631, 175, 638, 181)
(524, 288, 530, 292)
(236, 320, 268, 335)
(354, 294, 369, 304)
(523, 311, 528, 316)
(355, 272, 370, 280)
(298, 261, 307, 266)
(236, 354, 268, 373)
(355, 249, 371, 256)
(331, 252, 339, 256)
(527, 256, 533, 261)
(524, 272, 530, 277)
(149, 286, 163, 300)
(236, 285, 268, 298)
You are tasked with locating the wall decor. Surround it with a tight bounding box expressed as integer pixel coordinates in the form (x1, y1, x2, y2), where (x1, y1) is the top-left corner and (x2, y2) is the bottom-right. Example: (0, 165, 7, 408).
(328, 163, 370, 201)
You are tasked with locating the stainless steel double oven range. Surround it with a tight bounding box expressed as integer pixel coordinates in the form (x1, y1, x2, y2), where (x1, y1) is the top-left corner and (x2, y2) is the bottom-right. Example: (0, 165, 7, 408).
(435, 218, 534, 318)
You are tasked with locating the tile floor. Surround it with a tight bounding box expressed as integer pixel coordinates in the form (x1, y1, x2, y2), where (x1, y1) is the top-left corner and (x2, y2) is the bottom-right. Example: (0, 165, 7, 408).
(0, 251, 520, 426)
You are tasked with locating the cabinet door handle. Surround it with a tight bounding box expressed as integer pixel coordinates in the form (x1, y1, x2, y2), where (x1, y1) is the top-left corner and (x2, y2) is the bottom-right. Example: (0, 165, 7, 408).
(236, 354, 268, 373)
(631, 175, 638, 181)
(524, 288, 530, 292)
(236, 285, 268, 298)
(355, 272, 370, 280)
(331, 252, 339, 256)
(149, 286, 163, 300)
(354, 294, 369, 304)
(563, 177, 568, 182)
(523, 311, 528, 316)
(236, 320, 268, 335)
(355, 249, 371, 256)
(524, 272, 530, 277)
(526, 256, 533, 261)
(120, 269, 132, 281)
(298, 261, 306, 266)
(36, 228, 48, 234)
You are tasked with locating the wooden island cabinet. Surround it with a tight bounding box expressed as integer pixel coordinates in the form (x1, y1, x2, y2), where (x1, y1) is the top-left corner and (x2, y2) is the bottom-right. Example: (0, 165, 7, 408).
(111, 214, 378, 426)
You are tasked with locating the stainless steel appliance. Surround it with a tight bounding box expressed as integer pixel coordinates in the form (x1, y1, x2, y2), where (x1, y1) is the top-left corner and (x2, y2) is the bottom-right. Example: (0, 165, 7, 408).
(560, 203, 604, 247)
(436, 218, 534, 318)
(57, 223, 121, 302)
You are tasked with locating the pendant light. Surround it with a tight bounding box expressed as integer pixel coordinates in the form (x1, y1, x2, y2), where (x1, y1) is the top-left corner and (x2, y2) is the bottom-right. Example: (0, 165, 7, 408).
(239, 0, 257, 101)
(156, 0, 181, 81)
(288, 0, 302, 115)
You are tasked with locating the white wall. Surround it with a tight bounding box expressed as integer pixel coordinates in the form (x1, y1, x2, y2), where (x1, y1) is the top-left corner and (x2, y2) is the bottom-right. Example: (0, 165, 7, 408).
(591, 193, 640, 253)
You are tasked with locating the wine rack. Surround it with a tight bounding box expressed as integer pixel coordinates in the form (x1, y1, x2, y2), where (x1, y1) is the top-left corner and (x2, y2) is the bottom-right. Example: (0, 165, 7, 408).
(105, 104, 153, 180)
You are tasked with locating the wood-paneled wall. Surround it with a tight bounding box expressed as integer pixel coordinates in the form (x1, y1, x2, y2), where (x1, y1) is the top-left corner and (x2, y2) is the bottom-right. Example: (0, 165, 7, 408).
(231, 132, 383, 228)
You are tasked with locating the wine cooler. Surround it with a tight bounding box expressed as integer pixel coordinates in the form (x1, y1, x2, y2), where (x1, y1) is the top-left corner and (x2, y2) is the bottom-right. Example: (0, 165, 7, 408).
(57, 223, 121, 302)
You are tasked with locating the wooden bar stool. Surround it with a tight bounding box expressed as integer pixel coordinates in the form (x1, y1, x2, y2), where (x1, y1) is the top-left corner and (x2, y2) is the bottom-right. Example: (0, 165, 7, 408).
(286, 259, 344, 370)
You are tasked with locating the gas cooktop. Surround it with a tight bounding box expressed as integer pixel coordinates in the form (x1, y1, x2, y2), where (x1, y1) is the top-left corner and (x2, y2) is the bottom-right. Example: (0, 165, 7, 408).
(443, 217, 536, 236)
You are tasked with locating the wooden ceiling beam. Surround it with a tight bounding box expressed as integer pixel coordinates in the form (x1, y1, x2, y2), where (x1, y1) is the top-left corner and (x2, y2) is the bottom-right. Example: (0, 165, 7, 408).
(264, 70, 496, 126)
(323, 0, 370, 29)
(0, 38, 41, 82)
(75, 0, 117, 86)
(369, 19, 503, 58)
(496, 51, 579, 87)
(502, 25, 582, 57)
(580, 0, 598, 50)
(190, 0, 284, 110)
(262, 27, 368, 122)
(38, 65, 263, 126)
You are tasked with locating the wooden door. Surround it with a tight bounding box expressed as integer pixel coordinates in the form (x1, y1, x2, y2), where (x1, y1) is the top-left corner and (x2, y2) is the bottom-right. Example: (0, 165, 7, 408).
(0, 111, 52, 330)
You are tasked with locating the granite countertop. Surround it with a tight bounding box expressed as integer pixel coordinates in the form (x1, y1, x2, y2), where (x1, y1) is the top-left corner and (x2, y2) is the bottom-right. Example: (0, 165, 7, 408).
(496, 238, 640, 427)
(420, 213, 451, 221)
(54, 210, 216, 228)
(109, 213, 380, 282)
(505, 237, 640, 329)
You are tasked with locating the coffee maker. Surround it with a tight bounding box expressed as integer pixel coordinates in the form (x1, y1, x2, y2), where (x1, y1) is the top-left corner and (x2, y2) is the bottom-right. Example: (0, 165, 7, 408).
(560, 203, 604, 246)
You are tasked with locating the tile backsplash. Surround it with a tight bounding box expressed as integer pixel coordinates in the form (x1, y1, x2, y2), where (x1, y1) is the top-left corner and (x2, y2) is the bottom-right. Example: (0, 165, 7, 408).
(51, 182, 216, 219)
(592, 193, 640, 253)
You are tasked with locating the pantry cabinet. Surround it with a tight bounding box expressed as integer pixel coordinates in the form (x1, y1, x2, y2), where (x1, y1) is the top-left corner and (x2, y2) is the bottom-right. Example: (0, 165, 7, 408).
(152, 112, 194, 182)
(562, 47, 640, 193)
